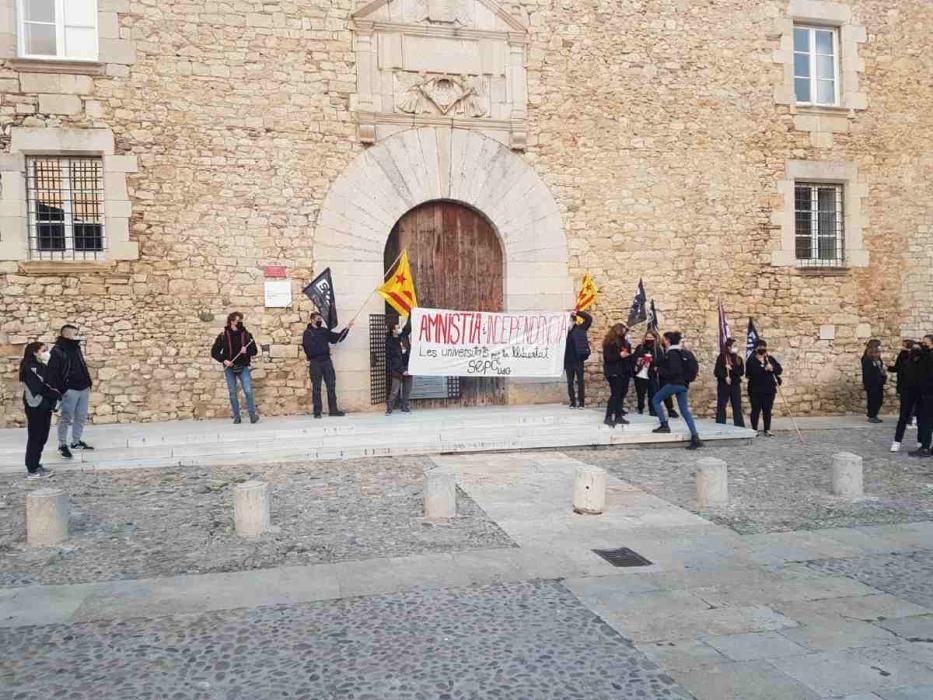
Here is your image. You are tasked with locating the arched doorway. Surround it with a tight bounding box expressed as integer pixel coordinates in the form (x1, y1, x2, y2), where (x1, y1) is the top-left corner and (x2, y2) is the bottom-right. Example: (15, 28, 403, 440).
(385, 200, 506, 406)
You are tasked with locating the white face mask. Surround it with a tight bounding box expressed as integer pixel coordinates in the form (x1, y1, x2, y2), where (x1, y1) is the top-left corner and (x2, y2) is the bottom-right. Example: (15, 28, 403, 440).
(728, 347, 737, 354)
(38, 350, 51, 364)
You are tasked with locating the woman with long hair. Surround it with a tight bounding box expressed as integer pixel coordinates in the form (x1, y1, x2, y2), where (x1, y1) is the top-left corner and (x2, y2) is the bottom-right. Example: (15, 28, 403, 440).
(714, 337, 746, 427)
(602, 323, 633, 428)
(861, 339, 887, 424)
(19, 341, 61, 479)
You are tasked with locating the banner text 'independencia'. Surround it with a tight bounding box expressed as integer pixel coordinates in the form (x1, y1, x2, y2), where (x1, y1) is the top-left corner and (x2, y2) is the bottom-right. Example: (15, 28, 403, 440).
(416, 311, 567, 346)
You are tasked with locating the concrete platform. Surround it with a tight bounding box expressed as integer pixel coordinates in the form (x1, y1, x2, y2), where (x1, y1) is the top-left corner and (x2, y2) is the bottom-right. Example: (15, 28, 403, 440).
(0, 404, 755, 473)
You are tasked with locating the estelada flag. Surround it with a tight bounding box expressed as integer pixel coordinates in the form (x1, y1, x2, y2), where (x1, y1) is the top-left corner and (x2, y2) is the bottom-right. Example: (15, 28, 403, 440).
(575, 273, 598, 314)
(378, 250, 418, 316)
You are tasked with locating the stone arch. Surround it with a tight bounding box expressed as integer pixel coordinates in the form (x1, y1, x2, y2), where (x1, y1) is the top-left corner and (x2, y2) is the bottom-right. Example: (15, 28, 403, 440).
(314, 126, 571, 408)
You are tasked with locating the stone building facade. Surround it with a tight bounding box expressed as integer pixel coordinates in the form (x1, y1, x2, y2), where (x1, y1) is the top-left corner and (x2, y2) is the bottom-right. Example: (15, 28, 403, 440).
(0, 0, 931, 427)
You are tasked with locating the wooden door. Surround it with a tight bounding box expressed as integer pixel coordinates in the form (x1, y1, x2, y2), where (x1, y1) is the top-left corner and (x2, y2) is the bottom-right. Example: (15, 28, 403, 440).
(385, 201, 506, 406)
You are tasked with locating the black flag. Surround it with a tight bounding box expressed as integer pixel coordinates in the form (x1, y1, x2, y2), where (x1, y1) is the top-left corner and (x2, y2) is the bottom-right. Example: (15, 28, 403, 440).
(745, 317, 760, 360)
(647, 299, 659, 333)
(627, 278, 648, 326)
(303, 268, 338, 329)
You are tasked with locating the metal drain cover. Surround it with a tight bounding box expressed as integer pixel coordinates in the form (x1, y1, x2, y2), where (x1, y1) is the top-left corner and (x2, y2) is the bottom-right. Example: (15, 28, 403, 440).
(592, 547, 653, 567)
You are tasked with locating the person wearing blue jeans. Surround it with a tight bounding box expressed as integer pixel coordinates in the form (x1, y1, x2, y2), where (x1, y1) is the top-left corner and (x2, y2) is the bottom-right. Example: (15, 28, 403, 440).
(651, 331, 703, 450)
(211, 312, 260, 424)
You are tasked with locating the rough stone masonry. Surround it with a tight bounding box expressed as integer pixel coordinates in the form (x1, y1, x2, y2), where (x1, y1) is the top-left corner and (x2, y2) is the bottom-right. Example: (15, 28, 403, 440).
(0, 0, 931, 426)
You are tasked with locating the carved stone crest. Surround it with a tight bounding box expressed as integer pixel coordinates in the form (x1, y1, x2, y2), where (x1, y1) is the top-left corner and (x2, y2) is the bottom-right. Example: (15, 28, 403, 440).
(418, 0, 467, 24)
(397, 74, 487, 118)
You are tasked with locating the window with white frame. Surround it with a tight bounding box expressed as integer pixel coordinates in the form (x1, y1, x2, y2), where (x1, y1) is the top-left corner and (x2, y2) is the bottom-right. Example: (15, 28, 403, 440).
(16, 0, 98, 60)
(795, 182, 844, 266)
(793, 25, 839, 106)
(25, 156, 105, 260)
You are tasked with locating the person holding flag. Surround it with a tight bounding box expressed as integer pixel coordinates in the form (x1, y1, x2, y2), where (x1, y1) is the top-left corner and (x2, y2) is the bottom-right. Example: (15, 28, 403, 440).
(211, 312, 259, 424)
(302, 267, 353, 418)
(714, 338, 746, 427)
(564, 272, 597, 408)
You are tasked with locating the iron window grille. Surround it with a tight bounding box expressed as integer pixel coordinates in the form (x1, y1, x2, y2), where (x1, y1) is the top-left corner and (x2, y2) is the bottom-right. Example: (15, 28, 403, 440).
(25, 156, 106, 261)
(795, 182, 845, 268)
(793, 25, 840, 106)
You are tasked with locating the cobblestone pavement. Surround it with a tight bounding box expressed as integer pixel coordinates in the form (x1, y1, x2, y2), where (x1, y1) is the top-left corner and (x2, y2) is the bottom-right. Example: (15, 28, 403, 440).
(808, 548, 933, 610)
(568, 424, 933, 534)
(0, 580, 689, 700)
(0, 457, 513, 588)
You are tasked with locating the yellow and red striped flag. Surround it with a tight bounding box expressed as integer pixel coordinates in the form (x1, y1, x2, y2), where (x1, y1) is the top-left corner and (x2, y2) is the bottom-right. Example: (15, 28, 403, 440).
(574, 273, 598, 323)
(378, 250, 418, 316)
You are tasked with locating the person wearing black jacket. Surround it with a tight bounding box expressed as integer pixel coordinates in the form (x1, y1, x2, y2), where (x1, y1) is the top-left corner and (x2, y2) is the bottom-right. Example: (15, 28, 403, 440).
(602, 323, 632, 428)
(746, 339, 783, 436)
(650, 331, 702, 450)
(909, 335, 933, 458)
(633, 331, 675, 417)
(888, 339, 915, 427)
(302, 311, 351, 418)
(20, 341, 60, 479)
(714, 338, 746, 427)
(861, 340, 887, 423)
(892, 343, 924, 452)
(385, 320, 412, 415)
(46, 323, 94, 459)
(211, 311, 260, 424)
(564, 310, 592, 408)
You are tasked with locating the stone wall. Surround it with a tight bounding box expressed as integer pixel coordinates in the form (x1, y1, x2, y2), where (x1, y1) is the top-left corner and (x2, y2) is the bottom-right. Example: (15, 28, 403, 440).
(1, 0, 932, 427)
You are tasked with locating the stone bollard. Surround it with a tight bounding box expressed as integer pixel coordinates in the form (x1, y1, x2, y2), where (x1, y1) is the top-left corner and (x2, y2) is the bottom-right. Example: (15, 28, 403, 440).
(573, 466, 607, 515)
(831, 452, 863, 499)
(424, 472, 457, 519)
(233, 480, 271, 537)
(26, 488, 69, 546)
(696, 458, 729, 508)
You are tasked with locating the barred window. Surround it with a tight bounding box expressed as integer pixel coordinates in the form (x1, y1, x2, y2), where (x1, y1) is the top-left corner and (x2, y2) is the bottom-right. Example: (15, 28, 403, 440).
(25, 156, 105, 260)
(795, 183, 844, 267)
(793, 25, 839, 106)
(16, 0, 98, 60)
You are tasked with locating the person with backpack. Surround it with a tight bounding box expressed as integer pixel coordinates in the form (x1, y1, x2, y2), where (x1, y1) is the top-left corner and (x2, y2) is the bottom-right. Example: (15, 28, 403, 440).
(651, 331, 703, 450)
(633, 330, 675, 417)
(211, 311, 260, 424)
(602, 323, 633, 428)
(19, 341, 61, 479)
(46, 323, 94, 459)
(564, 310, 593, 409)
(861, 340, 887, 424)
(746, 338, 783, 436)
(714, 337, 746, 427)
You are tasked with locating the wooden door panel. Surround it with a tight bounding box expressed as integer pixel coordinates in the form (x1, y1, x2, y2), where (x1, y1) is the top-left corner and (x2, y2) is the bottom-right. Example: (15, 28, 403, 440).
(385, 201, 505, 406)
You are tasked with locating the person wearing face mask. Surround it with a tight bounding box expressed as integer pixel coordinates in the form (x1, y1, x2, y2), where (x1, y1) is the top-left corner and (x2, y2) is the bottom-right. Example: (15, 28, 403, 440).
(302, 311, 352, 418)
(888, 339, 916, 428)
(211, 312, 259, 424)
(909, 335, 933, 458)
(385, 319, 412, 415)
(46, 323, 94, 459)
(565, 310, 593, 409)
(746, 339, 783, 436)
(651, 331, 703, 450)
(633, 331, 675, 417)
(19, 342, 60, 479)
(861, 339, 887, 424)
(714, 337, 746, 427)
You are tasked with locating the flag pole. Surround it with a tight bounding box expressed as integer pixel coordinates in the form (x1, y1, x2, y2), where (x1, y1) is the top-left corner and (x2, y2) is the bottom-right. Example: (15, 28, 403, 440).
(776, 381, 805, 444)
(342, 248, 407, 329)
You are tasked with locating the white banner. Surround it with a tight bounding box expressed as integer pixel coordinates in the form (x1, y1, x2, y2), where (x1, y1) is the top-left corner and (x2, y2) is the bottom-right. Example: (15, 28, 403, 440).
(408, 308, 570, 378)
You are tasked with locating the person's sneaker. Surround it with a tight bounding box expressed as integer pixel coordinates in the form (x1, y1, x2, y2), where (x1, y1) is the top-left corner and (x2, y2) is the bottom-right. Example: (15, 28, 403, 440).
(908, 447, 931, 457)
(313, 413, 322, 419)
(669, 410, 680, 419)
(891, 441, 901, 453)
(329, 411, 346, 417)
(686, 436, 703, 450)
(617, 417, 630, 426)
(652, 425, 671, 434)
(401, 407, 411, 413)
(59, 444, 73, 459)
(385, 408, 393, 415)
(38, 466, 54, 478)
(26, 470, 46, 480)
(233, 416, 242, 424)
(569, 403, 577, 409)
(764, 431, 775, 437)
(577, 404, 585, 409)
(603, 417, 614, 428)
(868, 417, 883, 424)
(71, 441, 94, 450)
(250, 415, 260, 424)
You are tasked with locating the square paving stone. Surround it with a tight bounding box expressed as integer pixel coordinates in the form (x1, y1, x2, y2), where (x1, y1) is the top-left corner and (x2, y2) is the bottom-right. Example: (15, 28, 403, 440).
(878, 686, 933, 699)
(779, 618, 899, 651)
(671, 660, 821, 699)
(704, 631, 810, 661)
(776, 595, 930, 624)
(635, 639, 729, 672)
(877, 615, 933, 642)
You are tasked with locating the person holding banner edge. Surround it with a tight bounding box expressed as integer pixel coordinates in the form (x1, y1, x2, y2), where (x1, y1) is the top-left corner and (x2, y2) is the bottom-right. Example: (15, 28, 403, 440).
(210, 312, 259, 424)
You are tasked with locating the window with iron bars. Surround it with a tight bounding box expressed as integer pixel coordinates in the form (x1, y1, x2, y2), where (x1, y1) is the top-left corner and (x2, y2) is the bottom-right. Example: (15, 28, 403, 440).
(795, 182, 845, 267)
(25, 156, 106, 260)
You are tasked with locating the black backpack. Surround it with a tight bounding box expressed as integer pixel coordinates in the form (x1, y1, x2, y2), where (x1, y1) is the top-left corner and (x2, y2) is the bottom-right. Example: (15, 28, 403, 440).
(679, 349, 700, 384)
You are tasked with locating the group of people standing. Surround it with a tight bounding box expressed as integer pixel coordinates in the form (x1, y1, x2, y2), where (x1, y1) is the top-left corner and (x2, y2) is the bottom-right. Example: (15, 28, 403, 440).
(874, 336, 933, 456)
(566, 312, 786, 447)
